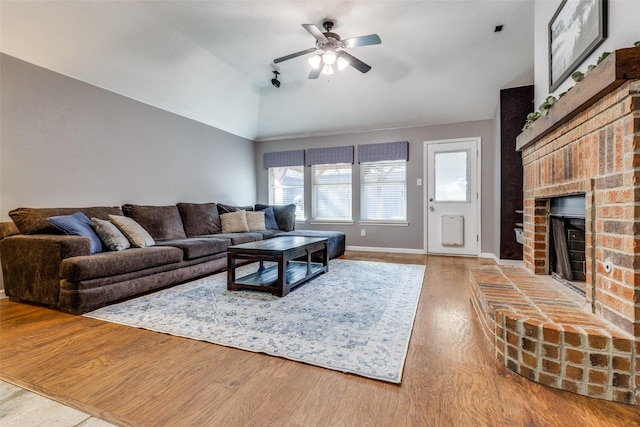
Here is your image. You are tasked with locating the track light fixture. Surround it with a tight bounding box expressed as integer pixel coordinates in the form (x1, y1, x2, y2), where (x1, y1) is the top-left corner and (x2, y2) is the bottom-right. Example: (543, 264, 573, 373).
(271, 70, 280, 88)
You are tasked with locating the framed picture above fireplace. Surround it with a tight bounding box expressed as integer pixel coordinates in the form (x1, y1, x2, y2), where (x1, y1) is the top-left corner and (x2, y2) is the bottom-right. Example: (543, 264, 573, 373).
(548, 0, 608, 92)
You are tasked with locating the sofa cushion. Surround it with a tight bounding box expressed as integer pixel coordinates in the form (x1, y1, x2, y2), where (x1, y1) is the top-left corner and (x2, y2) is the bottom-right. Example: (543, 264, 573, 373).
(255, 204, 296, 232)
(217, 203, 254, 215)
(246, 211, 266, 231)
(257, 230, 284, 239)
(177, 202, 222, 236)
(109, 215, 155, 248)
(157, 238, 228, 260)
(60, 246, 184, 282)
(9, 206, 123, 234)
(91, 217, 130, 251)
(122, 204, 187, 240)
(48, 212, 104, 254)
(220, 211, 249, 233)
(216, 232, 263, 245)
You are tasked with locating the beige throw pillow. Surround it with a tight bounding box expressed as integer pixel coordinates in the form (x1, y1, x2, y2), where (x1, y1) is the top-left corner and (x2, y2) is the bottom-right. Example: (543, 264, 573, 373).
(91, 217, 130, 251)
(245, 211, 266, 231)
(220, 210, 249, 233)
(109, 214, 155, 248)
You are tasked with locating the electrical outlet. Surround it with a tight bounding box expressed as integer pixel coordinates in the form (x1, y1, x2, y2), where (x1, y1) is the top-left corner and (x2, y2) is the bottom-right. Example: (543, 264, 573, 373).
(361, 229, 366, 237)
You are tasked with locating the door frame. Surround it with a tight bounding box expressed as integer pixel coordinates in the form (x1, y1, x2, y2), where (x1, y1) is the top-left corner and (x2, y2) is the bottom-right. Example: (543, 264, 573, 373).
(423, 137, 482, 256)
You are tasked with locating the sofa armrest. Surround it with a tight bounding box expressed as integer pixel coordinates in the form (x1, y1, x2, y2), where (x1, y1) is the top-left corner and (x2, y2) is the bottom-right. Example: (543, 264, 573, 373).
(0, 234, 91, 307)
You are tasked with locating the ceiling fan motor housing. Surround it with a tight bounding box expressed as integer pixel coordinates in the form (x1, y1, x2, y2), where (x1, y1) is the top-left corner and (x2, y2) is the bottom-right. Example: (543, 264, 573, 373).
(272, 19, 380, 78)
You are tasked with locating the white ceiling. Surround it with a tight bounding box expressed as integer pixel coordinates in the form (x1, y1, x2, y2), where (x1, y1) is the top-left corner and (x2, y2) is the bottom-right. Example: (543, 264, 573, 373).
(0, 0, 535, 141)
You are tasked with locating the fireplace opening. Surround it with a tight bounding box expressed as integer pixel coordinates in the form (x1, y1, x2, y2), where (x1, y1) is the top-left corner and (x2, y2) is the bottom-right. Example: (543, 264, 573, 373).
(548, 195, 586, 295)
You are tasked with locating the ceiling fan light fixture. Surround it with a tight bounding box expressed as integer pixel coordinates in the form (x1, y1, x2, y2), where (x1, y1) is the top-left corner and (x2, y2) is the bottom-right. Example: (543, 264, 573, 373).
(321, 64, 334, 75)
(308, 54, 322, 69)
(322, 49, 337, 65)
(336, 55, 349, 71)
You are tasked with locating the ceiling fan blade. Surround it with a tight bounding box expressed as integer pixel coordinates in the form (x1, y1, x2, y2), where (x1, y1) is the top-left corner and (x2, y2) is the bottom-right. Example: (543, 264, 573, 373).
(274, 47, 317, 64)
(340, 51, 372, 73)
(302, 24, 329, 44)
(342, 34, 382, 48)
(308, 67, 321, 79)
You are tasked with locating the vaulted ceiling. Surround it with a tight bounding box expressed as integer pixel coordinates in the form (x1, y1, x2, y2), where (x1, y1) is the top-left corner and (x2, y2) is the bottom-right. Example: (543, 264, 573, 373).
(0, 1, 534, 141)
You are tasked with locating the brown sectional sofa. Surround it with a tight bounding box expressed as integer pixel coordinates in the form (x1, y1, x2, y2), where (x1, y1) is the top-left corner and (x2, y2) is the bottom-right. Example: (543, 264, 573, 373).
(0, 203, 345, 314)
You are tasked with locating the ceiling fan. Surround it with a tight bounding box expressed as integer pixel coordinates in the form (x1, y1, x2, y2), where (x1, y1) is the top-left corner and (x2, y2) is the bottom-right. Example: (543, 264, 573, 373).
(273, 20, 381, 79)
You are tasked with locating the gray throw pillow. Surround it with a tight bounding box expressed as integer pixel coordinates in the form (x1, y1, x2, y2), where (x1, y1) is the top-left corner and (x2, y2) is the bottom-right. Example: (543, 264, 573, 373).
(91, 217, 130, 251)
(109, 215, 155, 248)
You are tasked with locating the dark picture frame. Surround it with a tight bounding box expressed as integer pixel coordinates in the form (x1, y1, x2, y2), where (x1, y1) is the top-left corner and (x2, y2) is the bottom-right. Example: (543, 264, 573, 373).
(549, 0, 608, 92)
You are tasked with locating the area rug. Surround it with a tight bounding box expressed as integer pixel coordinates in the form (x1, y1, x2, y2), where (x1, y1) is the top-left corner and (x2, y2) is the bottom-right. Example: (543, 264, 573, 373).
(84, 259, 425, 383)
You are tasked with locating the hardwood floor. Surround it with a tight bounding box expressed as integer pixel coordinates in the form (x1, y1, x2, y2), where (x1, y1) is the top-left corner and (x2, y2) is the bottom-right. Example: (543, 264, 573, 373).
(1, 252, 639, 426)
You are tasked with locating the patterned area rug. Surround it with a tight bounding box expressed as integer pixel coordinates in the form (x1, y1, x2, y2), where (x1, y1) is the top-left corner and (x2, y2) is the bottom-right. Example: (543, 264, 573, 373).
(84, 259, 425, 383)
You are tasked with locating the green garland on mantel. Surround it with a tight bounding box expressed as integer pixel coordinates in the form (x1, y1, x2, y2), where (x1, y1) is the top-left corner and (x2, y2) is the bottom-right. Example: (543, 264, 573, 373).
(522, 41, 640, 131)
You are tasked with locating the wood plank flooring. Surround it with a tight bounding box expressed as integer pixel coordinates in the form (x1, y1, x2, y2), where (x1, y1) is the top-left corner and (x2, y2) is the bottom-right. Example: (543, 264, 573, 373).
(1, 252, 639, 426)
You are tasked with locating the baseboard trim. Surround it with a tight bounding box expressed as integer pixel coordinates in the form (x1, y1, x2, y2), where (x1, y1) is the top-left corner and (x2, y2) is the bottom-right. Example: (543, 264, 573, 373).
(346, 245, 426, 255)
(0, 289, 6, 299)
(498, 259, 525, 267)
(479, 252, 499, 263)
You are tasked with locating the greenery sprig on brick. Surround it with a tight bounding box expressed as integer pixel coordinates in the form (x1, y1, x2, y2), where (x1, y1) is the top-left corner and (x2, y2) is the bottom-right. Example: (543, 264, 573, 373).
(522, 41, 640, 131)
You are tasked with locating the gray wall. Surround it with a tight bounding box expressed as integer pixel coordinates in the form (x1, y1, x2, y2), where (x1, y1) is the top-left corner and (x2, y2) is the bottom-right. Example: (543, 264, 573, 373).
(0, 54, 257, 221)
(0, 53, 500, 259)
(255, 120, 498, 254)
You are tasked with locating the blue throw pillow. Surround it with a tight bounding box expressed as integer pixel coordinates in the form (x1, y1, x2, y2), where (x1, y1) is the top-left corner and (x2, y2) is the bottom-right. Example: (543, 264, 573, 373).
(48, 212, 103, 254)
(260, 207, 279, 230)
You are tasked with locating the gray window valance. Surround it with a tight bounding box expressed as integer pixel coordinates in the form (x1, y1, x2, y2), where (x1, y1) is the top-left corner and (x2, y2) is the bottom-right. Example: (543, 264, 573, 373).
(358, 141, 409, 163)
(263, 150, 305, 169)
(307, 146, 354, 166)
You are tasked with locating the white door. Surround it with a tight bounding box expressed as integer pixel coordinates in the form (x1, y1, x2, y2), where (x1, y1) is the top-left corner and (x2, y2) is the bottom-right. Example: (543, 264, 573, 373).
(425, 138, 480, 256)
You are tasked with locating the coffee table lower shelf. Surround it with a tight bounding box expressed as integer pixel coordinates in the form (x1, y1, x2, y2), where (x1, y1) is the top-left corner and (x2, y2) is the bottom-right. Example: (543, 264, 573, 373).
(233, 261, 325, 289)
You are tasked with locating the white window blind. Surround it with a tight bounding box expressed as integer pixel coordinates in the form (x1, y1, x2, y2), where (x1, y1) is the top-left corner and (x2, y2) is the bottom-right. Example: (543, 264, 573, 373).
(268, 166, 305, 219)
(360, 160, 407, 221)
(311, 163, 352, 221)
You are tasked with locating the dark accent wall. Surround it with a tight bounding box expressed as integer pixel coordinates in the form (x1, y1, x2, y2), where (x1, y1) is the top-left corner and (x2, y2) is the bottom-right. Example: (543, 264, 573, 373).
(500, 85, 534, 260)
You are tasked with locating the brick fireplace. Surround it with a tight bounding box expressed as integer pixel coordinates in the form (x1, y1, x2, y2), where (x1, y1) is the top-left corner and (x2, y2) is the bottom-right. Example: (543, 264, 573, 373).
(471, 46, 640, 405)
(519, 50, 640, 337)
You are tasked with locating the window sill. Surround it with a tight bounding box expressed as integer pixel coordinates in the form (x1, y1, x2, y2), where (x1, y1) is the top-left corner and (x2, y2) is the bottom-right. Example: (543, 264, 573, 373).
(358, 221, 409, 227)
(309, 220, 354, 226)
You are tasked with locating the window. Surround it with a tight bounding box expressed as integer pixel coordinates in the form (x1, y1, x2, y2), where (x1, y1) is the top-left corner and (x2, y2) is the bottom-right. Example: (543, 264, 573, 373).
(357, 141, 409, 223)
(307, 145, 354, 221)
(360, 160, 407, 221)
(311, 163, 352, 220)
(268, 166, 304, 219)
(434, 150, 469, 202)
(264, 149, 305, 220)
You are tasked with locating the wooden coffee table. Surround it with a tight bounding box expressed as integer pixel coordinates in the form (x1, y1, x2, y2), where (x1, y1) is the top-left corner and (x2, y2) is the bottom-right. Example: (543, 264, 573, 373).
(227, 236, 329, 297)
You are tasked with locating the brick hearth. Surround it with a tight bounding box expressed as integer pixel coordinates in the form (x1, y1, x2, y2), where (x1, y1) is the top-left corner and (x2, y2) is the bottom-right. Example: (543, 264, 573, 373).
(471, 47, 640, 405)
(470, 265, 637, 404)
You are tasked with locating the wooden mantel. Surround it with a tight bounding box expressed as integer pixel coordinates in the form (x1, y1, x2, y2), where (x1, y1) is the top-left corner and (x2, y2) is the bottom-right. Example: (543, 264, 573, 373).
(516, 46, 640, 151)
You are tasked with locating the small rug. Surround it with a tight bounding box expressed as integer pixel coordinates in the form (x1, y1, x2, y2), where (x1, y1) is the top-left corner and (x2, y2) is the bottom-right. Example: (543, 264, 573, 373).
(84, 259, 426, 383)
